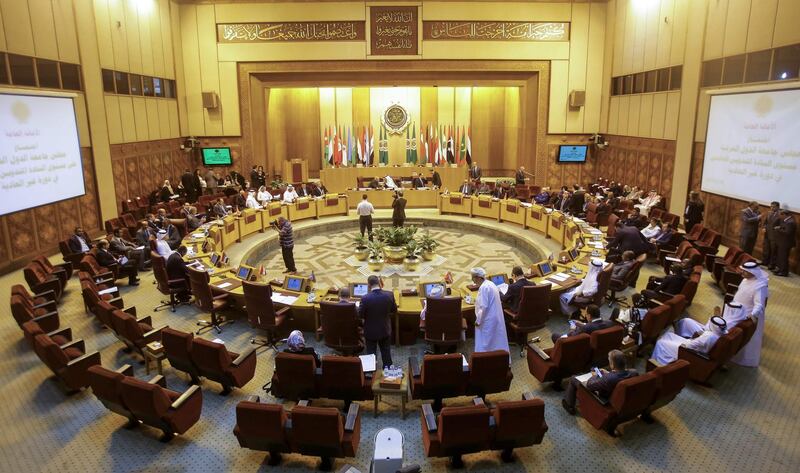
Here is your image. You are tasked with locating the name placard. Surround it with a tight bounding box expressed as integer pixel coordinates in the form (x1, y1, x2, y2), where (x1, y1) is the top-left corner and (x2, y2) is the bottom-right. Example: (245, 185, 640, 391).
(369, 6, 418, 55)
(217, 22, 366, 43)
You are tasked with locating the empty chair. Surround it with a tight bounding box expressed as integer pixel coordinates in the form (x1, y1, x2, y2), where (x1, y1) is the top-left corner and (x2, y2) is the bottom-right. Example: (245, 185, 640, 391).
(112, 309, 166, 360)
(490, 393, 548, 462)
(504, 285, 550, 356)
(423, 296, 465, 352)
(161, 328, 201, 384)
(692, 229, 721, 255)
(21, 320, 72, 349)
(420, 401, 491, 468)
(678, 326, 743, 386)
(526, 334, 592, 389)
(188, 267, 231, 334)
(576, 371, 658, 436)
(466, 350, 512, 401)
(11, 283, 57, 306)
(23, 262, 63, 301)
(319, 301, 364, 355)
(32, 333, 101, 392)
(33, 255, 72, 283)
(684, 223, 705, 242)
(10, 294, 58, 330)
(119, 375, 202, 441)
(190, 337, 257, 394)
(233, 396, 291, 466)
(243, 280, 290, 349)
(291, 403, 362, 471)
(319, 355, 373, 410)
(642, 359, 690, 421)
(409, 354, 466, 411)
(270, 352, 318, 400)
(87, 364, 137, 426)
(80, 253, 119, 282)
(589, 325, 625, 367)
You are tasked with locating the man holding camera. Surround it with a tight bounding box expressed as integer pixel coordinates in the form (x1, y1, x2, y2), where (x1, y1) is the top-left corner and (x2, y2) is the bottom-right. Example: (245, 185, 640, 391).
(274, 216, 296, 273)
(392, 190, 407, 227)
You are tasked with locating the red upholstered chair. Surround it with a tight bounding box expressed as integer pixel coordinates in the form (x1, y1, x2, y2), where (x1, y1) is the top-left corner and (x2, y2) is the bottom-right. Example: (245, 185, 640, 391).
(420, 402, 492, 468)
(606, 214, 620, 237)
(120, 212, 140, 234)
(161, 328, 201, 384)
(31, 333, 101, 392)
(490, 392, 548, 462)
(642, 359, 690, 421)
(290, 403, 362, 471)
(242, 280, 290, 350)
(319, 301, 364, 355)
(59, 239, 86, 268)
(319, 355, 373, 410)
(12, 283, 57, 306)
(576, 372, 658, 436)
(152, 254, 190, 312)
(466, 350, 512, 401)
(33, 255, 72, 284)
(270, 352, 318, 400)
(663, 295, 688, 324)
(589, 325, 626, 367)
(233, 396, 292, 466)
(423, 296, 465, 352)
(111, 309, 166, 360)
(21, 320, 72, 348)
(638, 304, 672, 351)
(718, 252, 756, 289)
(80, 252, 119, 281)
(409, 353, 467, 411)
(10, 294, 58, 330)
(684, 223, 705, 242)
(658, 240, 693, 272)
(678, 326, 744, 386)
(188, 267, 230, 334)
(526, 334, 592, 389)
(23, 262, 63, 301)
(708, 246, 742, 280)
(119, 374, 202, 441)
(87, 364, 138, 426)
(692, 229, 721, 256)
(190, 337, 257, 394)
(734, 317, 757, 354)
(504, 285, 551, 356)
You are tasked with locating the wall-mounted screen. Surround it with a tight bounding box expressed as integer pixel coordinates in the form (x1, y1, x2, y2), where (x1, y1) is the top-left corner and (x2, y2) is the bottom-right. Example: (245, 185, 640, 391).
(557, 145, 588, 163)
(202, 147, 232, 166)
(0, 92, 85, 216)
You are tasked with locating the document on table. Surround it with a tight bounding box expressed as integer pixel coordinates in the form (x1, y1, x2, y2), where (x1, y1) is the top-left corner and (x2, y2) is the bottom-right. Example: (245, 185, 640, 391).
(550, 273, 571, 282)
(360, 354, 376, 372)
(271, 293, 299, 305)
(497, 283, 509, 295)
(216, 282, 232, 289)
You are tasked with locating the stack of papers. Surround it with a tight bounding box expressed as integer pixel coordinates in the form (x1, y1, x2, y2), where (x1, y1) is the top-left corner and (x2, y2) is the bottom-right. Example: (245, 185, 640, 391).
(271, 293, 299, 305)
(359, 354, 376, 372)
(575, 372, 593, 384)
(589, 242, 604, 249)
(215, 282, 232, 289)
(550, 273, 571, 282)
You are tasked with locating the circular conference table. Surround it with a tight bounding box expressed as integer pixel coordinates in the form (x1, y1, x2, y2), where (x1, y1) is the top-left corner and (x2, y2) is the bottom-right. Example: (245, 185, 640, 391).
(178, 192, 609, 346)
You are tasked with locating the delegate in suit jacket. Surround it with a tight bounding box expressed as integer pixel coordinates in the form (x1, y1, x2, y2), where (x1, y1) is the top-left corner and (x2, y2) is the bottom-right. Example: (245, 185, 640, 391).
(67, 232, 92, 253)
(431, 171, 442, 188)
(775, 216, 797, 249)
(500, 277, 533, 313)
(585, 370, 638, 399)
(609, 226, 651, 256)
(412, 177, 425, 189)
(358, 288, 397, 341)
(469, 165, 482, 180)
(740, 207, 761, 238)
(166, 251, 190, 285)
(392, 197, 407, 222)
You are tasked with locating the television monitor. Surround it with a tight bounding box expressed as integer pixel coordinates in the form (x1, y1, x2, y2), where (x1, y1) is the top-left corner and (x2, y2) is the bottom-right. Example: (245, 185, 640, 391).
(569, 248, 579, 260)
(284, 275, 308, 292)
(349, 282, 369, 299)
(209, 253, 220, 267)
(488, 274, 508, 286)
(236, 265, 254, 281)
(419, 282, 445, 298)
(537, 261, 554, 277)
(202, 147, 233, 166)
(557, 145, 588, 163)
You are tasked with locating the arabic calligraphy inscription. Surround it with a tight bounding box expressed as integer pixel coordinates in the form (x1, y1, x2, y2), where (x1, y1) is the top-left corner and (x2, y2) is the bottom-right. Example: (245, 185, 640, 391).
(369, 6, 418, 56)
(217, 22, 365, 43)
(422, 21, 569, 42)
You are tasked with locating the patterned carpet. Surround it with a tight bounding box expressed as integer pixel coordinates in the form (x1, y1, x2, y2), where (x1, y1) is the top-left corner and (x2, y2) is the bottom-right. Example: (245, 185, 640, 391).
(2, 211, 799, 473)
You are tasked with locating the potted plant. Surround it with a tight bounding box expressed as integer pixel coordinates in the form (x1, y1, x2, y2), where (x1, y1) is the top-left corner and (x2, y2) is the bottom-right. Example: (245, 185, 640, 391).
(354, 234, 369, 261)
(417, 231, 439, 261)
(367, 240, 385, 271)
(403, 239, 423, 272)
(376, 226, 417, 263)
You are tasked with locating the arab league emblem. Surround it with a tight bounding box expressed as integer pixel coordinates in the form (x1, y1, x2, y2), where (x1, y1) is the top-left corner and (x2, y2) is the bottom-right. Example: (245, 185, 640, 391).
(382, 103, 410, 135)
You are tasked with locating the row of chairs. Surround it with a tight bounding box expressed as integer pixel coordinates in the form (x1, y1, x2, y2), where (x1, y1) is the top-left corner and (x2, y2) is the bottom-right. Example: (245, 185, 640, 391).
(526, 325, 626, 388)
(23, 256, 71, 301)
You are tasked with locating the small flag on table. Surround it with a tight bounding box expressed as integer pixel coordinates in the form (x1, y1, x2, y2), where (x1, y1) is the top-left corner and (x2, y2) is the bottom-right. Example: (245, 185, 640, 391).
(259, 265, 266, 276)
(221, 252, 229, 265)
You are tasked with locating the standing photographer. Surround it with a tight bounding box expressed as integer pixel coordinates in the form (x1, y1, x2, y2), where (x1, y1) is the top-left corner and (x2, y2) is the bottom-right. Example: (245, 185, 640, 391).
(392, 190, 407, 227)
(274, 216, 297, 273)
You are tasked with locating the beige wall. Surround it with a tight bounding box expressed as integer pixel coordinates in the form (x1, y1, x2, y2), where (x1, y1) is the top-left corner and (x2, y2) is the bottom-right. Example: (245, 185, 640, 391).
(175, 1, 606, 137)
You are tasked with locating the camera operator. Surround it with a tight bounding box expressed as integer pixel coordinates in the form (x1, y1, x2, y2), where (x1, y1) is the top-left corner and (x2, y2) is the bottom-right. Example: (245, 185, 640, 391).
(392, 190, 407, 227)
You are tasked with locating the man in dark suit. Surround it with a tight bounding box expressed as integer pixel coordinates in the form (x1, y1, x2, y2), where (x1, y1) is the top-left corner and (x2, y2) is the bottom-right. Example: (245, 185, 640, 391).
(180, 169, 197, 203)
(622, 208, 644, 228)
(501, 266, 533, 313)
(212, 198, 230, 218)
(96, 240, 139, 286)
(608, 222, 650, 256)
(515, 166, 527, 185)
(411, 173, 425, 189)
(469, 162, 482, 180)
(249, 166, 259, 191)
(68, 227, 92, 254)
(611, 251, 636, 280)
(562, 349, 637, 415)
(166, 245, 191, 301)
(739, 201, 761, 254)
(458, 179, 474, 195)
(569, 186, 586, 215)
(229, 170, 246, 189)
(163, 222, 182, 250)
(135, 222, 155, 247)
(643, 263, 687, 299)
(431, 169, 442, 188)
(358, 275, 397, 369)
(296, 183, 311, 197)
(763, 201, 781, 269)
(551, 305, 619, 342)
(109, 228, 147, 270)
(392, 190, 407, 227)
(773, 209, 796, 276)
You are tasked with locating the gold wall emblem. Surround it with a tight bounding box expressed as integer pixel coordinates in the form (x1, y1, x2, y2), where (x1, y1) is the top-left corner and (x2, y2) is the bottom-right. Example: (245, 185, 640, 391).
(382, 104, 410, 134)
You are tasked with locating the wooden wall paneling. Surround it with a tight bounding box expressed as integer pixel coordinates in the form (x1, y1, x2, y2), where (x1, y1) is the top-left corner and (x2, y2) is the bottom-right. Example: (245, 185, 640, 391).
(126, 158, 141, 199)
(8, 211, 37, 257)
(79, 148, 101, 232)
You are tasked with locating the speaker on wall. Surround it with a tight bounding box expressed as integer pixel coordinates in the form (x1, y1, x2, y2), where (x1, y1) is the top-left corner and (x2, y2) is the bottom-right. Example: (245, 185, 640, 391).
(569, 90, 586, 108)
(202, 92, 219, 109)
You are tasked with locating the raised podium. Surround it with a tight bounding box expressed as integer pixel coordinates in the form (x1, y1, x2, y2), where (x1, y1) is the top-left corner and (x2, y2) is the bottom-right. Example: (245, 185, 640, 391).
(283, 158, 308, 184)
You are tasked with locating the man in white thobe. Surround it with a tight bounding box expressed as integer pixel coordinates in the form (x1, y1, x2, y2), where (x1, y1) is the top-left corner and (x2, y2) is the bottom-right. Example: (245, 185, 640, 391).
(384, 175, 399, 190)
(471, 267, 510, 357)
(559, 259, 603, 317)
(245, 191, 261, 209)
(675, 302, 748, 338)
(154, 230, 172, 258)
(634, 190, 661, 216)
(731, 261, 769, 367)
(282, 185, 299, 204)
(652, 316, 726, 365)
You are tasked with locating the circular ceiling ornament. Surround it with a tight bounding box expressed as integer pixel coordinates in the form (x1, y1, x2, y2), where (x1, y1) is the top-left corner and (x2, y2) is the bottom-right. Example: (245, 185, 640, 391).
(382, 103, 410, 135)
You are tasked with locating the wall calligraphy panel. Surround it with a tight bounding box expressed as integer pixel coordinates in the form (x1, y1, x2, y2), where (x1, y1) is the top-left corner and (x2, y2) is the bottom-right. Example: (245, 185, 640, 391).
(217, 22, 365, 43)
(423, 21, 569, 42)
(369, 6, 418, 56)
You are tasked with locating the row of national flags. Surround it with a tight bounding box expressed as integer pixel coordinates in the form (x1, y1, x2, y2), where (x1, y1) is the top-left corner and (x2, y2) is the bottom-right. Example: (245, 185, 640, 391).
(322, 123, 472, 167)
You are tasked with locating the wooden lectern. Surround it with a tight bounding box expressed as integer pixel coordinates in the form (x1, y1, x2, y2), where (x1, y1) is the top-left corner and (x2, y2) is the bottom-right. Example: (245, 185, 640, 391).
(283, 158, 308, 184)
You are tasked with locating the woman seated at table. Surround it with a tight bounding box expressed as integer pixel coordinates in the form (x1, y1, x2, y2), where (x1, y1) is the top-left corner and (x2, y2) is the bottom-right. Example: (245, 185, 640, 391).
(283, 330, 321, 366)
